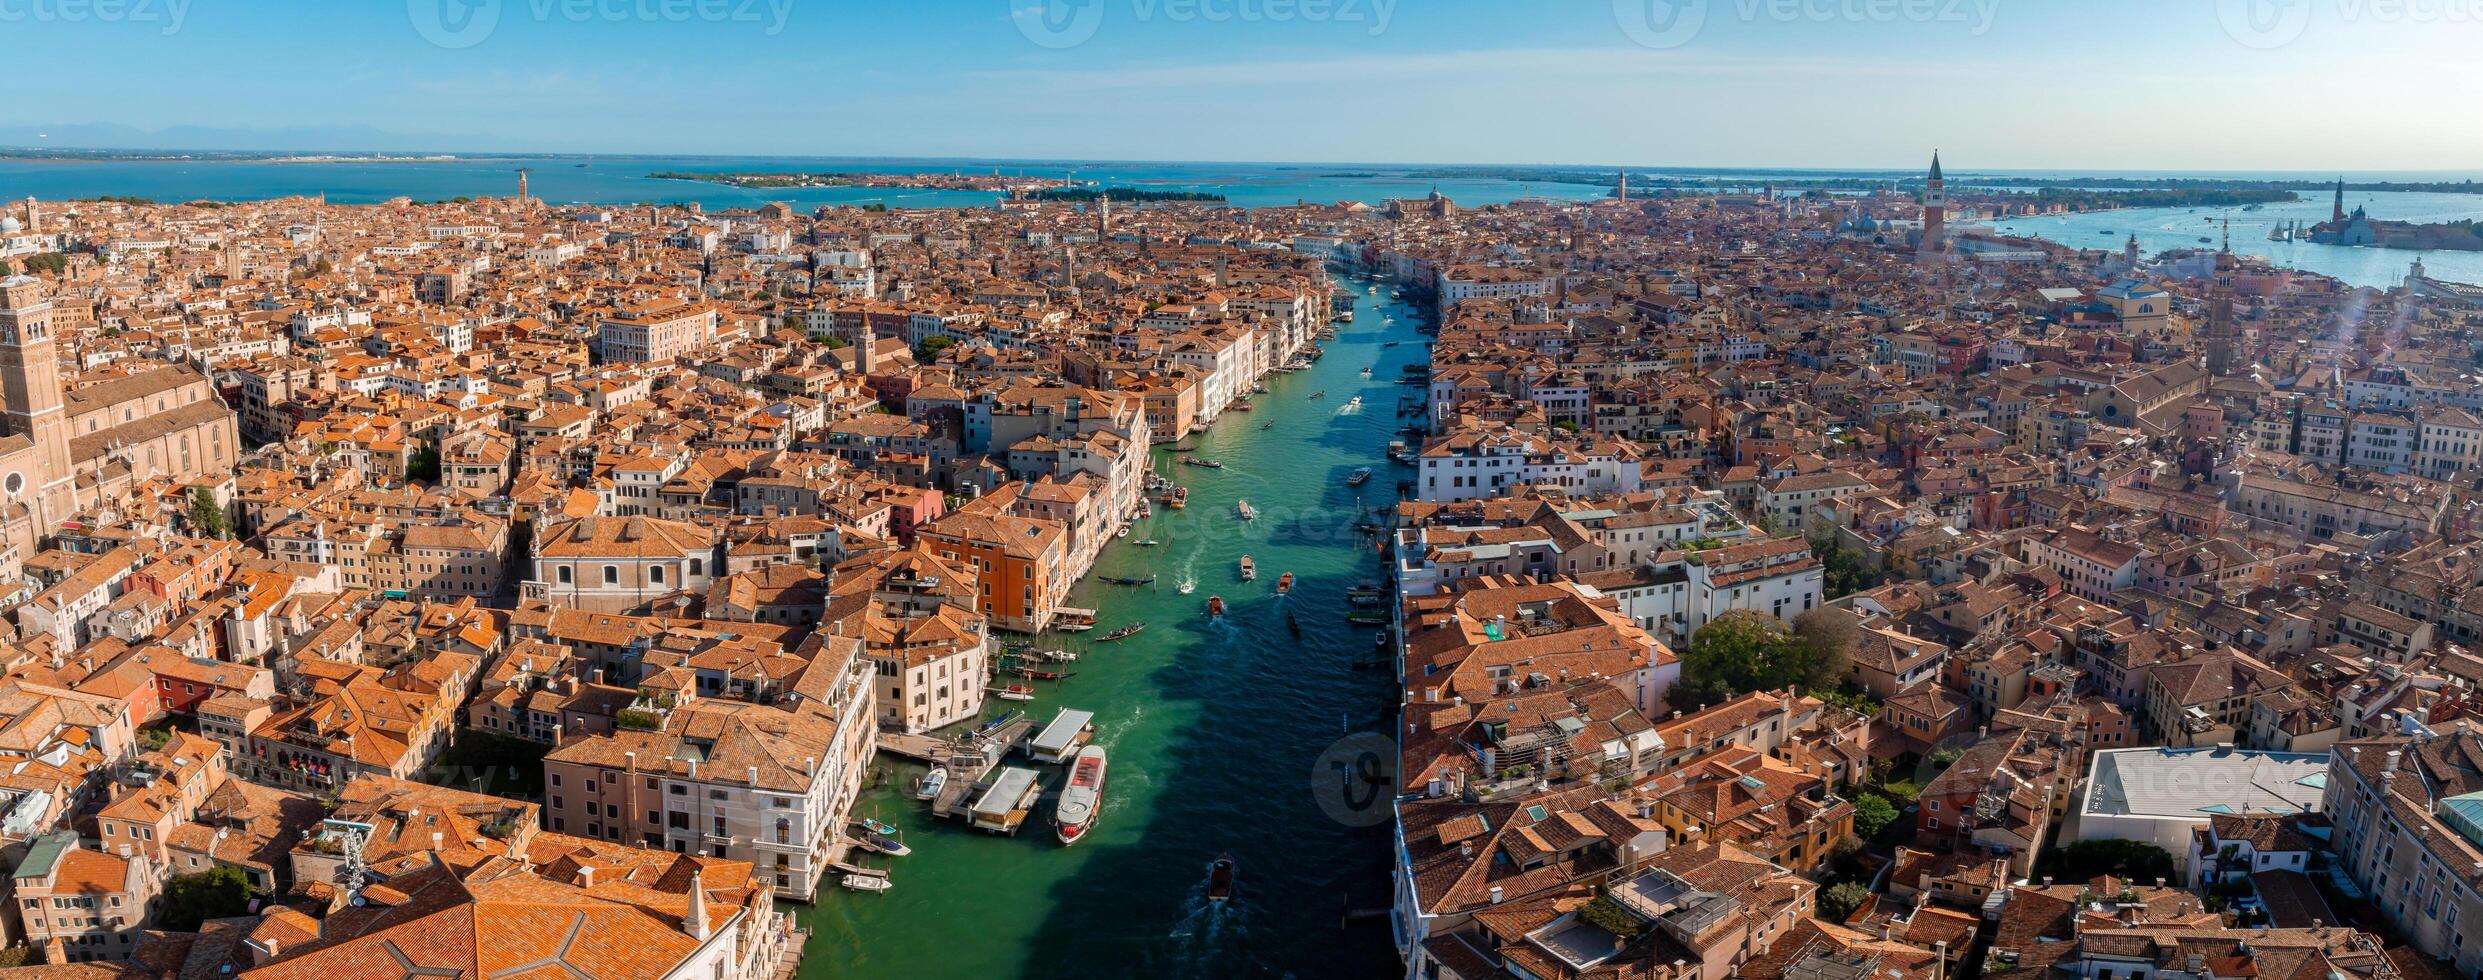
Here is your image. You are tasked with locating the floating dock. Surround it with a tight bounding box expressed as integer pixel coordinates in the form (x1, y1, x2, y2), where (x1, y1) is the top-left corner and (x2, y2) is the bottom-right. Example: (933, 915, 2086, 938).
(968, 766, 1043, 835)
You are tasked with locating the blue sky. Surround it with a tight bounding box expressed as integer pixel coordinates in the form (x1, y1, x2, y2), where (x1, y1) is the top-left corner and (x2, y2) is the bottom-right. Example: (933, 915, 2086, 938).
(2, 0, 2477, 169)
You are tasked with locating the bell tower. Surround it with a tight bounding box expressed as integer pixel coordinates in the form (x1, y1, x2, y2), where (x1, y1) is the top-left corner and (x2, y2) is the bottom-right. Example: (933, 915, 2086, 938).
(1917, 151, 1947, 261)
(0, 274, 76, 552)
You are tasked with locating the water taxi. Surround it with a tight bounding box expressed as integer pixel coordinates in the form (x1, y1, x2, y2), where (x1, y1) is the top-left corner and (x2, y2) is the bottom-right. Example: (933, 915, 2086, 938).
(1276, 572, 1294, 596)
(842, 874, 894, 894)
(853, 821, 912, 858)
(1236, 500, 1258, 521)
(1208, 855, 1236, 902)
(1238, 555, 1256, 581)
(1054, 746, 1109, 846)
(1207, 595, 1226, 618)
(1343, 396, 1363, 411)
(996, 685, 1037, 702)
(1345, 467, 1372, 487)
(915, 767, 948, 801)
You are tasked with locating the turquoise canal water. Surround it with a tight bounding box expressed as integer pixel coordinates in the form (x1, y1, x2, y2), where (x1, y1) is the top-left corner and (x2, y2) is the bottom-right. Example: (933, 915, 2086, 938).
(795, 277, 1422, 979)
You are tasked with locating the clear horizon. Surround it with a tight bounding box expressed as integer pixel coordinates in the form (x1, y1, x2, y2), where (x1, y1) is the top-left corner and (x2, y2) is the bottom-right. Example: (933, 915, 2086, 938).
(4, 0, 2480, 171)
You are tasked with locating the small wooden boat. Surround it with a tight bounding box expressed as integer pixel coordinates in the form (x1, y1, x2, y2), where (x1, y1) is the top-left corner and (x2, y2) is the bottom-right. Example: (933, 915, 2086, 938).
(843, 874, 894, 894)
(860, 817, 900, 837)
(1260, 421, 1275, 430)
(1136, 539, 1160, 547)
(1231, 400, 1253, 413)
(1235, 500, 1257, 521)
(1345, 467, 1372, 487)
(915, 767, 947, 800)
(1276, 572, 1294, 596)
(1102, 575, 1156, 586)
(1208, 855, 1236, 902)
(1207, 596, 1226, 618)
(855, 831, 911, 857)
(1181, 456, 1224, 469)
(1166, 487, 1188, 508)
(1100, 623, 1146, 641)
(1239, 556, 1256, 581)
(996, 685, 1037, 702)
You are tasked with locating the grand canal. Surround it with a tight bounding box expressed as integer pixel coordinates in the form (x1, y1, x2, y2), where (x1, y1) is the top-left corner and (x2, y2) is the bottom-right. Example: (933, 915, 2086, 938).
(795, 273, 1420, 979)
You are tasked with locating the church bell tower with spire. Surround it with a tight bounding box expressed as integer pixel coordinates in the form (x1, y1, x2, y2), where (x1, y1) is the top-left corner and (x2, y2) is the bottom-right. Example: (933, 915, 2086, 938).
(1916, 151, 1947, 261)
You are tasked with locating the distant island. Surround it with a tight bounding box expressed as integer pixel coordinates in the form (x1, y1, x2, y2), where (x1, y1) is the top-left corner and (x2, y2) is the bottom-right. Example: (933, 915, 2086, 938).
(1023, 187, 1226, 203)
(649, 170, 1063, 193)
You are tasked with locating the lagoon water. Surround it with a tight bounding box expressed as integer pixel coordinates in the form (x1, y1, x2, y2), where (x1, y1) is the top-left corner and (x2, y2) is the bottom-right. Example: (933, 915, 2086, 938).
(0, 156, 1606, 211)
(1980, 189, 2483, 290)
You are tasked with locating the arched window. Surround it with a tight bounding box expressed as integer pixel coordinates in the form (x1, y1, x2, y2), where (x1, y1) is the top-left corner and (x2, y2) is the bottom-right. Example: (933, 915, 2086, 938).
(602, 565, 619, 585)
(557, 565, 573, 585)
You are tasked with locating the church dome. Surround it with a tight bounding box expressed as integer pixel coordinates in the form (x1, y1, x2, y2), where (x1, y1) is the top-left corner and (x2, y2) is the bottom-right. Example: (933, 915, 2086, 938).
(0, 216, 20, 235)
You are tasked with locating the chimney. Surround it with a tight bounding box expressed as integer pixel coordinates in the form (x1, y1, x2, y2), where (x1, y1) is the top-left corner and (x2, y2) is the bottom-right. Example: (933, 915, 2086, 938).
(1488, 885, 1504, 904)
(579, 865, 597, 888)
(2384, 750, 2402, 774)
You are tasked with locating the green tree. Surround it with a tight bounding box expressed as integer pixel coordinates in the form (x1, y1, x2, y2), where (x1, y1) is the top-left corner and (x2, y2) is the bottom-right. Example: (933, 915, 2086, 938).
(407, 446, 441, 483)
(1791, 607, 1858, 689)
(2040, 838, 2177, 886)
(1670, 610, 1840, 713)
(1818, 881, 1872, 923)
(1851, 793, 1900, 839)
(914, 335, 957, 362)
(188, 487, 228, 539)
(159, 867, 252, 931)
